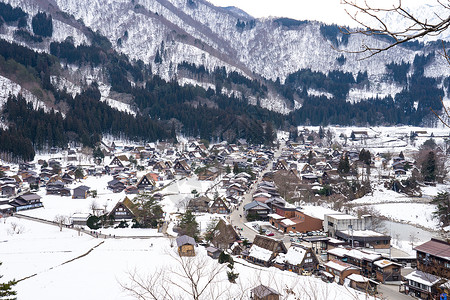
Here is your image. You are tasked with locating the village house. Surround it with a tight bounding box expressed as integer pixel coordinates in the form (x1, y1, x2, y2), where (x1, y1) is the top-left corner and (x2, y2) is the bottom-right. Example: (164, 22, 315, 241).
(176, 235, 196, 256)
(173, 159, 191, 175)
(374, 259, 402, 282)
(108, 198, 136, 221)
(206, 246, 222, 259)
(110, 155, 129, 168)
(250, 285, 280, 300)
(72, 185, 90, 199)
(269, 205, 323, 233)
(403, 270, 447, 300)
(10, 193, 43, 212)
(335, 229, 391, 249)
(327, 247, 383, 278)
(187, 196, 210, 213)
(272, 244, 319, 274)
(136, 173, 156, 191)
(208, 197, 231, 214)
(414, 238, 450, 279)
(244, 201, 271, 221)
(211, 218, 240, 250)
(107, 179, 126, 193)
(242, 235, 287, 267)
(347, 274, 378, 295)
(197, 167, 220, 181)
(325, 259, 360, 284)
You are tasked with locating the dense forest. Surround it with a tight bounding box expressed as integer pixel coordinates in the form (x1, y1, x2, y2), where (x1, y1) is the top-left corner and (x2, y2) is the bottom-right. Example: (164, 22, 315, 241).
(0, 3, 446, 161)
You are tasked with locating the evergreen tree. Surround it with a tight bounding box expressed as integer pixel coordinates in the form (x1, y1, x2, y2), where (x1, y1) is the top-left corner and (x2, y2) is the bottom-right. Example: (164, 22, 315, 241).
(31, 11, 52, 37)
(233, 163, 240, 174)
(421, 151, 436, 182)
(350, 131, 356, 141)
(318, 126, 324, 139)
(264, 122, 275, 146)
(338, 154, 350, 175)
(0, 262, 17, 300)
(0, 262, 16, 300)
(359, 148, 371, 165)
(93, 147, 104, 162)
(131, 193, 163, 228)
(431, 192, 450, 227)
(178, 210, 199, 239)
(74, 168, 84, 181)
(399, 151, 405, 159)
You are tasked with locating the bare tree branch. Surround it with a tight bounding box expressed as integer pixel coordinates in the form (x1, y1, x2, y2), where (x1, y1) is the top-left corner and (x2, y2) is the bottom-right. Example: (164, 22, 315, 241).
(339, 0, 450, 59)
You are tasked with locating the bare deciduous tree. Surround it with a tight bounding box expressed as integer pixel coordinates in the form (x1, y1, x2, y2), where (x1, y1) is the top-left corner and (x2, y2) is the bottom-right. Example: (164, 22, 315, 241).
(120, 250, 227, 300)
(341, 0, 450, 58)
(54, 215, 68, 231)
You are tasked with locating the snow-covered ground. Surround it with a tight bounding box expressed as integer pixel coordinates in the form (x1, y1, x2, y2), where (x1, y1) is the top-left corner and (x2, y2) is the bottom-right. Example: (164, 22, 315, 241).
(0, 217, 375, 300)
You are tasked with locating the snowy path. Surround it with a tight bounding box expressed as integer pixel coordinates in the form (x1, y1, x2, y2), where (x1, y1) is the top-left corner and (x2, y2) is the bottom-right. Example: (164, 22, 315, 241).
(17, 241, 105, 283)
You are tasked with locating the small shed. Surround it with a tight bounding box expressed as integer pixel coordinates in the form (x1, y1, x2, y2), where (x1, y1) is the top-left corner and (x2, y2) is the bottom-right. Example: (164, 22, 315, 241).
(206, 246, 221, 259)
(176, 235, 196, 257)
(250, 284, 280, 300)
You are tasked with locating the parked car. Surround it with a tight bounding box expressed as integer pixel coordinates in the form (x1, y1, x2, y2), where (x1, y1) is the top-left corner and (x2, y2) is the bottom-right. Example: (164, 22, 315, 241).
(266, 231, 274, 236)
(301, 270, 312, 276)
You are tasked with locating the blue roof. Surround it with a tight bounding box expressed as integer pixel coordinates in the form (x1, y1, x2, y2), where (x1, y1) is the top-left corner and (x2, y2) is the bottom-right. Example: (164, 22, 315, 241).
(244, 201, 270, 211)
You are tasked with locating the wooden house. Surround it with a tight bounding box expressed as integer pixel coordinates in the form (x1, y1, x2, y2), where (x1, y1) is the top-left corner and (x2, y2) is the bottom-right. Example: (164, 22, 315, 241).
(243, 201, 270, 221)
(269, 205, 323, 234)
(187, 196, 210, 213)
(414, 238, 450, 279)
(211, 218, 240, 250)
(206, 246, 222, 259)
(347, 274, 378, 295)
(198, 167, 220, 181)
(107, 179, 125, 193)
(250, 284, 280, 300)
(108, 198, 136, 221)
(243, 235, 287, 267)
(374, 259, 402, 283)
(110, 155, 129, 167)
(208, 197, 231, 214)
(325, 259, 360, 284)
(176, 235, 196, 256)
(273, 160, 288, 171)
(173, 160, 191, 175)
(72, 185, 90, 199)
(136, 173, 156, 190)
(404, 270, 446, 300)
(10, 193, 43, 212)
(273, 244, 319, 274)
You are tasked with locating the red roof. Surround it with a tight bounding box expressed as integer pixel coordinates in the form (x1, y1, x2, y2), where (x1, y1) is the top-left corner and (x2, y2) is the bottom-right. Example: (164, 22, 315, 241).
(414, 238, 450, 261)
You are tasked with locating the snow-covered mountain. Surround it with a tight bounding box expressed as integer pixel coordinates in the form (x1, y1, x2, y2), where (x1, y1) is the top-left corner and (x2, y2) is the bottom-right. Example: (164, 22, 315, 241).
(1, 0, 450, 114)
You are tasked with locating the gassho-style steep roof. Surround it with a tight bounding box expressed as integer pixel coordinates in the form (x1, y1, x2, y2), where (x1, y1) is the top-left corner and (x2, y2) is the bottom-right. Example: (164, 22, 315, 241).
(176, 235, 196, 247)
(252, 235, 288, 254)
(414, 238, 450, 261)
(251, 285, 280, 298)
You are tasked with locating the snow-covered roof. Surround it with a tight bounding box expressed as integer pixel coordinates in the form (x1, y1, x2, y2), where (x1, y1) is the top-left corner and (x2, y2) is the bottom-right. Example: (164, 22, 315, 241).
(327, 247, 349, 257)
(325, 260, 357, 272)
(267, 213, 285, 220)
(374, 259, 401, 268)
(281, 218, 297, 226)
(249, 244, 273, 262)
(404, 270, 442, 286)
(282, 246, 307, 265)
(326, 213, 358, 220)
(347, 274, 369, 283)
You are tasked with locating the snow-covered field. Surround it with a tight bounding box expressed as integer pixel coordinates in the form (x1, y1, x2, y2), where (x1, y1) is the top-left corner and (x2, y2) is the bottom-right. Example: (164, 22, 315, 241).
(0, 217, 374, 300)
